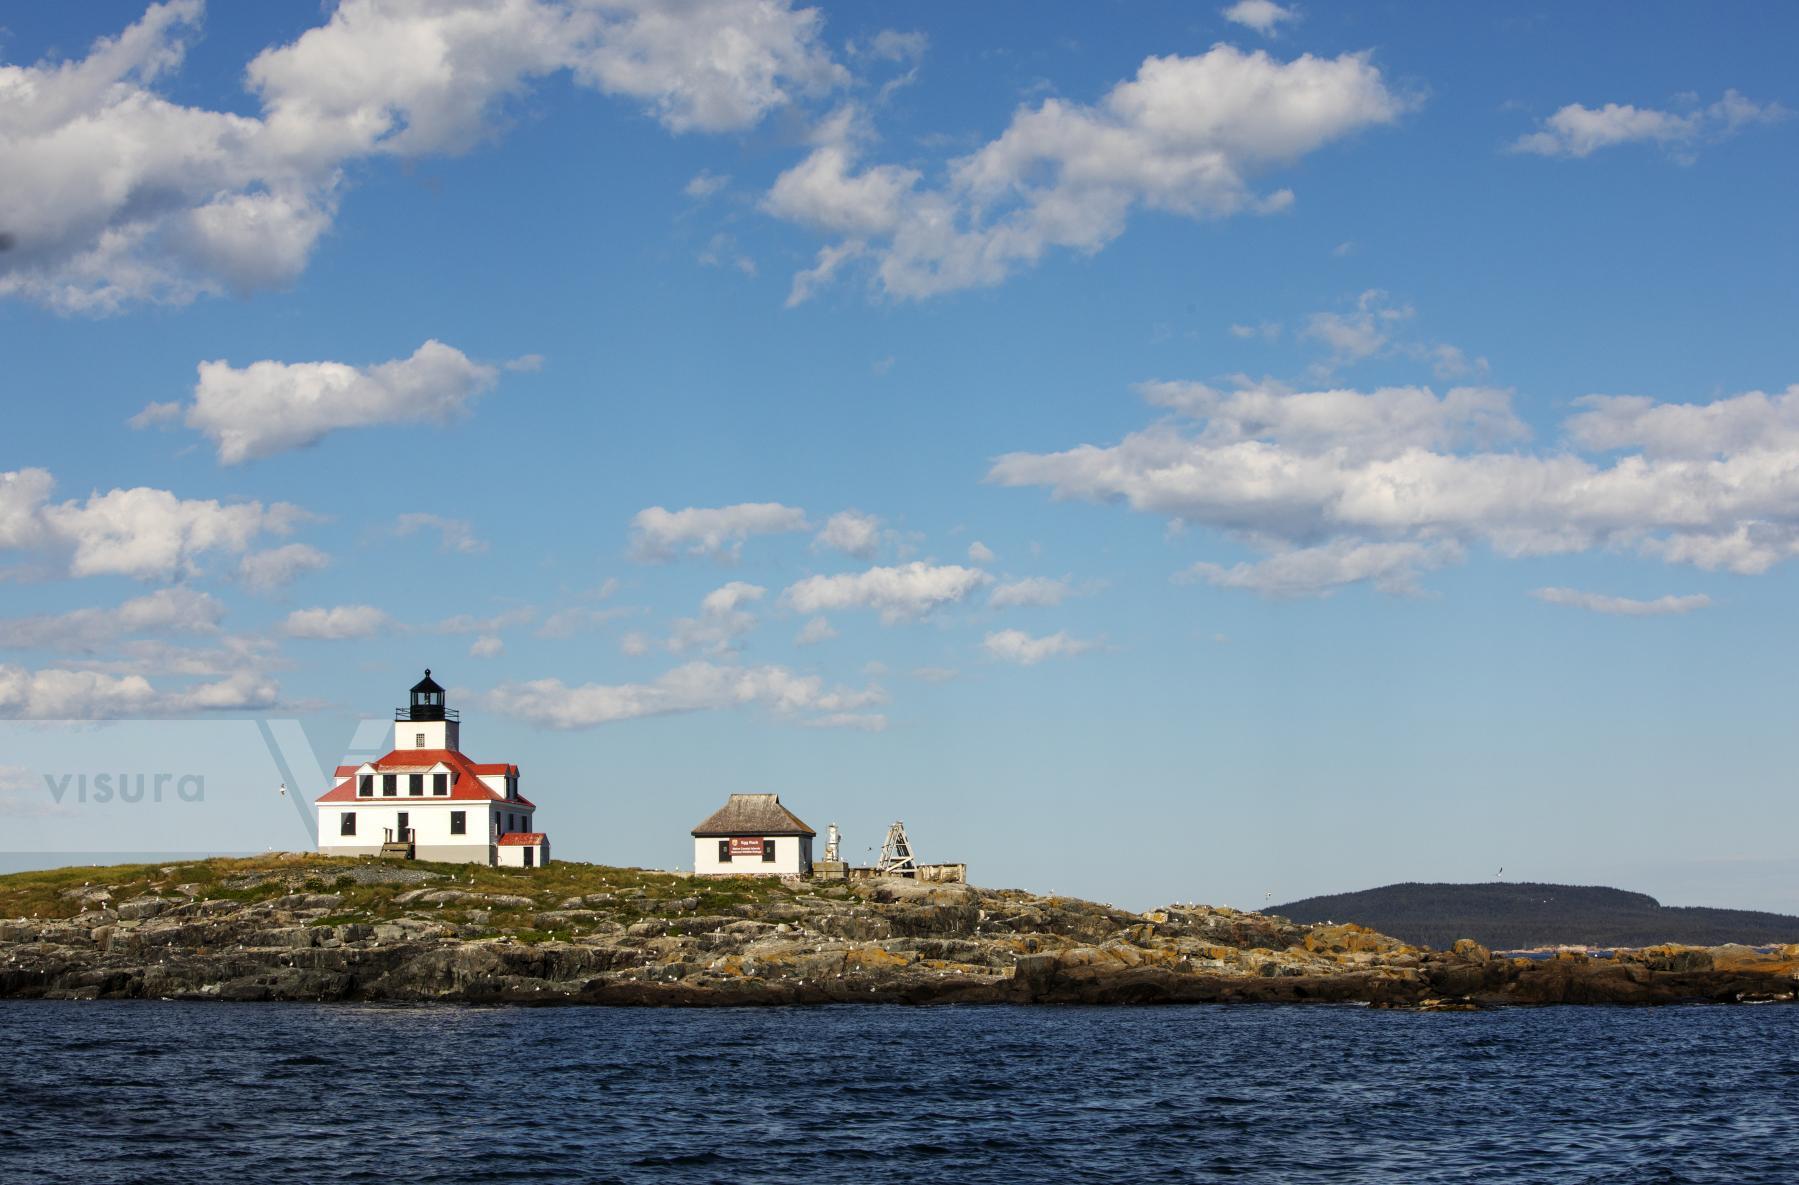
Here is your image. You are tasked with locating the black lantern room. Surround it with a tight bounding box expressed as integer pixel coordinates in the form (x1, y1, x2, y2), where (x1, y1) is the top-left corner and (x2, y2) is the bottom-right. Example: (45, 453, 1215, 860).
(406, 669, 447, 721)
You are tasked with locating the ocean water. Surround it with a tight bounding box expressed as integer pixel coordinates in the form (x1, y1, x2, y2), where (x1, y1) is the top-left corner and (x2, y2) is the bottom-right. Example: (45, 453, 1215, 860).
(1, 1001, 1794, 1184)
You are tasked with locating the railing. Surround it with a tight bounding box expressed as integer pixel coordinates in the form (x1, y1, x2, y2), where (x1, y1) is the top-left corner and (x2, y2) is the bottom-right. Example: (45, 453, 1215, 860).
(383, 827, 416, 843)
(394, 708, 459, 721)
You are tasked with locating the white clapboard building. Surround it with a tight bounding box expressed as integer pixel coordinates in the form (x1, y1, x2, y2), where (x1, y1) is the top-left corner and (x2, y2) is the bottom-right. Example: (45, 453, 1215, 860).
(691, 793, 815, 876)
(316, 671, 549, 867)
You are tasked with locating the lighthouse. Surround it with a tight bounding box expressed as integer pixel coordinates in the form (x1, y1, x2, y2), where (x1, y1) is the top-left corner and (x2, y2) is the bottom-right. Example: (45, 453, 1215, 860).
(315, 670, 550, 867)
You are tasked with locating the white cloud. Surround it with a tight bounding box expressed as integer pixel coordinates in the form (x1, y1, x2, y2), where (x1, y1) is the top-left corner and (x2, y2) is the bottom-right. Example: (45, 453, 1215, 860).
(1565, 385, 1799, 460)
(437, 607, 537, 634)
(1530, 587, 1711, 617)
(861, 30, 928, 63)
(1139, 378, 1528, 456)
(1511, 90, 1787, 160)
(684, 169, 731, 199)
(470, 635, 505, 658)
(0, 587, 225, 651)
(619, 631, 652, 656)
(1221, 1, 1298, 36)
(1183, 538, 1463, 598)
(0, 467, 305, 580)
(535, 606, 633, 639)
(1293, 290, 1488, 379)
(0, 663, 278, 718)
(172, 669, 281, 711)
(564, 0, 846, 133)
(794, 616, 837, 645)
(0, 1, 844, 312)
(137, 341, 498, 464)
(991, 378, 1799, 591)
(802, 712, 888, 731)
(237, 543, 330, 592)
(966, 540, 995, 564)
(395, 511, 489, 555)
(0, 667, 159, 718)
(63, 633, 278, 680)
(982, 629, 1095, 665)
(989, 576, 1075, 607)
(768, 45, 1407, 301)
(783, 240, 867, 308)
(813, 509, 881, 557)
(763, 107, 923, 238)
(485, 660, 882, 729)
(629, 502, 809, 560)
(668, 581, 765, 654)
(1302, 288, 1412, 366)
(910, 665, 958, 683)
(783, 561, 991, 623)
(280, 604, 391, 640)
(698, 231, 757, 275)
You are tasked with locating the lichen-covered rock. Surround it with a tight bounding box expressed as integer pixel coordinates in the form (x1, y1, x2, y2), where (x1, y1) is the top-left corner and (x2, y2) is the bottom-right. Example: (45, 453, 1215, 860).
(2, 856, 1795, 1008)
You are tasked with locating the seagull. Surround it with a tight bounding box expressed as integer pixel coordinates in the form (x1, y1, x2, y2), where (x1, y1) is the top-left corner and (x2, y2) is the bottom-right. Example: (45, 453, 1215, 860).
(278, 783, 287, 797)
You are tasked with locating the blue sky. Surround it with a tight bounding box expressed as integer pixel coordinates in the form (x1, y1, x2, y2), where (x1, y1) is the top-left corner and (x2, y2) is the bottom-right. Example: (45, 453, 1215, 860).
(2, 1, 1797, 912)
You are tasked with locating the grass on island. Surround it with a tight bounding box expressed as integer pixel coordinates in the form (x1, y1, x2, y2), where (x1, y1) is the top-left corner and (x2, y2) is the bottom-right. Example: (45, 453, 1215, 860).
(0, 853, 849, 945)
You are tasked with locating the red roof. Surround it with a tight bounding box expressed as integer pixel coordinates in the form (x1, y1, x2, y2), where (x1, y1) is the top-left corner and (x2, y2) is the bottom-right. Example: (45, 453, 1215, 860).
(497, 832, 547, 846)
(316, 748, 536, 807)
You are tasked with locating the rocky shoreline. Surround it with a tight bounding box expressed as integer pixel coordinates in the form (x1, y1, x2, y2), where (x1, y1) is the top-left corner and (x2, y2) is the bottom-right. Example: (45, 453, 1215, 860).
(2, 856, 1795, 1008)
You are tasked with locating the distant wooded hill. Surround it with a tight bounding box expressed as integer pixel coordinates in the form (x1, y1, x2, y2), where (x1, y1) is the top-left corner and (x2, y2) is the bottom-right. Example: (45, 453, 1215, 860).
(1270, 882, 1799, 950)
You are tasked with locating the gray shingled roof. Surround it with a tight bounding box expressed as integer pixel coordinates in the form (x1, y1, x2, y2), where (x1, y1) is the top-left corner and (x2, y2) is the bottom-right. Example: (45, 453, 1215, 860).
(691, 793, 816, 837)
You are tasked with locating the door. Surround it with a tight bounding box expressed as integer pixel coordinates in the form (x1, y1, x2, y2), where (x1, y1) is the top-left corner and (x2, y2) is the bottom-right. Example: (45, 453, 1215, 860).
(396, 811, 410, 842)
(523, 847, 535, 868)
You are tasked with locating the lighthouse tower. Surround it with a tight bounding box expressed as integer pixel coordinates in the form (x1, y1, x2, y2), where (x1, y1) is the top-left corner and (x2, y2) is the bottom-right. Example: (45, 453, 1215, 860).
(315, 670, 549, 867)
(400, 669, 458, 752)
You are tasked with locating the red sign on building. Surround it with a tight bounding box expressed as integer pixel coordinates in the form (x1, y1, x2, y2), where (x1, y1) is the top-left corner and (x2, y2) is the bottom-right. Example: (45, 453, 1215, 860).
(729, 836, 764, 857)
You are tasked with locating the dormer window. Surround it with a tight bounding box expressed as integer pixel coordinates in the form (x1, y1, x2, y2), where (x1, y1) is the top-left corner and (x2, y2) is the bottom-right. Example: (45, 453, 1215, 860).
(433, 773, 448, 796)
(358, 775, 373, 798)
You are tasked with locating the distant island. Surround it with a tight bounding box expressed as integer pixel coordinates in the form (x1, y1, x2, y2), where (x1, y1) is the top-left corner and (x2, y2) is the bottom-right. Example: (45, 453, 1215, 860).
(1273, 882, 1799, 951)
(3, 856, 1798, 1008)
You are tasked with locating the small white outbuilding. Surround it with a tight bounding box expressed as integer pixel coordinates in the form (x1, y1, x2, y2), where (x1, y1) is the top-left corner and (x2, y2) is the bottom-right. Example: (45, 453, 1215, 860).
(691, 793, 815, 877)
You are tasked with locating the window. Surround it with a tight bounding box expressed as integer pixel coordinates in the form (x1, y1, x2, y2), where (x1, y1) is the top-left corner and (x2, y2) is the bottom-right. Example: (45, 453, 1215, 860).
(450, 811, 466, 836)
(340, 813, 356, 836)
(382, 774, 397, 796)
(357, 775, 373, 798)
(718, 839, 731, 863)
(524, 847, 535, 868)
(762, 839, 776, 863)
(409, 774, 423, 796)
(433, 773, 448, 796)
(416, 733, 426, 748)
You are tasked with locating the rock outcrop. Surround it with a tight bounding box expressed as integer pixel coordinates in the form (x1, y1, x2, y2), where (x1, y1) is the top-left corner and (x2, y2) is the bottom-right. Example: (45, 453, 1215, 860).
(2, 856, 1794, 1007)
